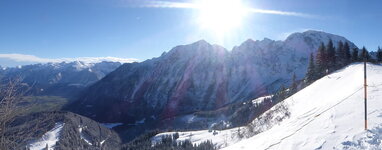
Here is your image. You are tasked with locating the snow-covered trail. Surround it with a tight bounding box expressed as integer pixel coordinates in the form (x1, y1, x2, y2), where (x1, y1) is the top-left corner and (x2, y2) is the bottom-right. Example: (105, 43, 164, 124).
(224, 63, 382, 150)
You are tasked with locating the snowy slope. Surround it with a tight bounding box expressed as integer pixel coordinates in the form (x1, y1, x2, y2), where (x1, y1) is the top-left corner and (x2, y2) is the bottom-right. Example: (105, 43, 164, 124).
(152, 63, 382, 150)
(151, 95, 287, 148)
(28, 122, 65, 150)
(152, 128, 240, 148)
(225, 63, 382, 150)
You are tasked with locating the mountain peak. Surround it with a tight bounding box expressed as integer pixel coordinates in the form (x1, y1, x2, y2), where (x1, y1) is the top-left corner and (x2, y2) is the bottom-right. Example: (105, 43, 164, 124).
(244, 38, 256, 43)
(302, 29, 325, 34)
(286, 30, 346, 41)
(163, 39, 227, 60)
(285, 30, 355, 47)
(191, 39, 211, 46)
(236, 39, 256, 47)
(258, 38, 274, 45)
(262, 37, 273, 42)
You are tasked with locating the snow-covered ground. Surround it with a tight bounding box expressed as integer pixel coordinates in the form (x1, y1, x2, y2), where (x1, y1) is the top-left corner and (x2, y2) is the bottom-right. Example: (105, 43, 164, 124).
(28, 122, 65, 150)
(153, 63, 382, 150)
(226, 63, 382, 150)
(101, 123, 124, 129)
(251, 95, 273, 105)
(152, 128, 242, 148)
(78, 125, 93, 145)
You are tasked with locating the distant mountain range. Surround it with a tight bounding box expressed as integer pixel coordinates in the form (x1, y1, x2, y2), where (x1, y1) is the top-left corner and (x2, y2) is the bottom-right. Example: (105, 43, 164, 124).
(0, 54, 137, 68)
(69, 30, 357, 127)
(0, 61, 122, 99)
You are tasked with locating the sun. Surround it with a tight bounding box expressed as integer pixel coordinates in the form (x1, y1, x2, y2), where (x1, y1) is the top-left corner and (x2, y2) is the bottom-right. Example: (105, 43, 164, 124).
(195, 0, 248, 35)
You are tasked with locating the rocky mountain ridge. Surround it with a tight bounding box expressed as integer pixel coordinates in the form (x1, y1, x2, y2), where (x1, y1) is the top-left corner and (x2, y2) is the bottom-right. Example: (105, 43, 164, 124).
(70, 30, 357, 127)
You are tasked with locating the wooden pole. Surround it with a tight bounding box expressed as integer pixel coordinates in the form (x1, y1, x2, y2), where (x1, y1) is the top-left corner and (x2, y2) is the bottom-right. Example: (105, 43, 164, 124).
(364, 55, 368, 130)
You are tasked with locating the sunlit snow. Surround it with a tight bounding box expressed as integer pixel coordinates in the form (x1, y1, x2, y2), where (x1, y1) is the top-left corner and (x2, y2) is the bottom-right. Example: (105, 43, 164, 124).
(225, 63, 382, 150)
(28, 122, 65, 150)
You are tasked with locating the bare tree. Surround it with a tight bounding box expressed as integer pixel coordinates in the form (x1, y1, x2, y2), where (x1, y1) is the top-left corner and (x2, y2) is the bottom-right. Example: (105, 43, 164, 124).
(0, 78, 25, 148)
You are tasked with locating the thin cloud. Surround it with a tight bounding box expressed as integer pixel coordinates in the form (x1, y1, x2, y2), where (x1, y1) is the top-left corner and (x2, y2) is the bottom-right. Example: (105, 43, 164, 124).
(119, 0, 197, 8)
(247, 8, 316, 18)
(0, 53, 138, 64)
(141, 1, 198, 8)
(123, 0, 317, 18)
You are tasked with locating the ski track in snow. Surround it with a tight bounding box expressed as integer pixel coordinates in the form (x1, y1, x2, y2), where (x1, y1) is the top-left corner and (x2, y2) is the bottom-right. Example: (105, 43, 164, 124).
(264, 87, 362, 150)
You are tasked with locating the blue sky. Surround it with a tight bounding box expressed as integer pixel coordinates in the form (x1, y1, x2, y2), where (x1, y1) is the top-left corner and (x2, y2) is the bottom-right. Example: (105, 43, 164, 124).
(0, 0, 381, 66)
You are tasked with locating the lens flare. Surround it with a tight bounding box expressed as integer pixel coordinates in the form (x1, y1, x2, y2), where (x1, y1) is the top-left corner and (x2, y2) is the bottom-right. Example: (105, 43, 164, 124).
(195, 0, 248, 35)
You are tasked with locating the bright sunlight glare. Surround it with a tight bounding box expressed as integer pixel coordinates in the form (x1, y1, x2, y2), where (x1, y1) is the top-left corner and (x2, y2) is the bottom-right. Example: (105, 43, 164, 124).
(195, 0, 248, 35)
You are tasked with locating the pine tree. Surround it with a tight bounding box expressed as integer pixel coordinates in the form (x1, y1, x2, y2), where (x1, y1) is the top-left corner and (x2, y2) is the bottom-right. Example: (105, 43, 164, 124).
(359, 47, 370, 61)
(336, 41, 345, 68)
(305, 53, 316, 83)
(291, 73, 297, 93)
(316, 43, 327, 77)
(352, 48, 359, 62)
(377, 46, 382, 62)
(326, 39, 336, 72)
(344, 42, 351, 64)
(275, 85, 287, 102)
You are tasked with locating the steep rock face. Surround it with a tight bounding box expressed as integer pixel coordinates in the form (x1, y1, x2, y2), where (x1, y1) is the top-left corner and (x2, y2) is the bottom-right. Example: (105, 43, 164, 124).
(75, 40, 230, 122)
(71, 30, 357, 124)
(1, 61, 122, 98)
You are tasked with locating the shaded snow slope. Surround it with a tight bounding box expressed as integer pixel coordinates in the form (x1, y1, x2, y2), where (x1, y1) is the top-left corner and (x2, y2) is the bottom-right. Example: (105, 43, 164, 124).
(225, 63, 382, 150)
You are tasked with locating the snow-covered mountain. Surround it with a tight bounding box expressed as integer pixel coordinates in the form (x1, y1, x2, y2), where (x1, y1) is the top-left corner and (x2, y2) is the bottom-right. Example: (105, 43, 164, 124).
(152, 63, 382, 149)
(0, 54, 137, 68)
(0, 61, 123, 98)
(69, 31, 358, 140)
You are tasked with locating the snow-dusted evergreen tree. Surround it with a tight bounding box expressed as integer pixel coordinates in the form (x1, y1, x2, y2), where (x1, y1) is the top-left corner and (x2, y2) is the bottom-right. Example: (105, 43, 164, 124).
(352, 48, 359, 62)
(316, 43, 327, 77)
(305, 53, 316, 83)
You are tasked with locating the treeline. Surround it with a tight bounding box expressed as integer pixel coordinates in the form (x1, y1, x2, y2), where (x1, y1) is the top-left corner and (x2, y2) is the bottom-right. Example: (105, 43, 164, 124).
(305, 40, 382, 83)
(122, 132, 216, 150)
